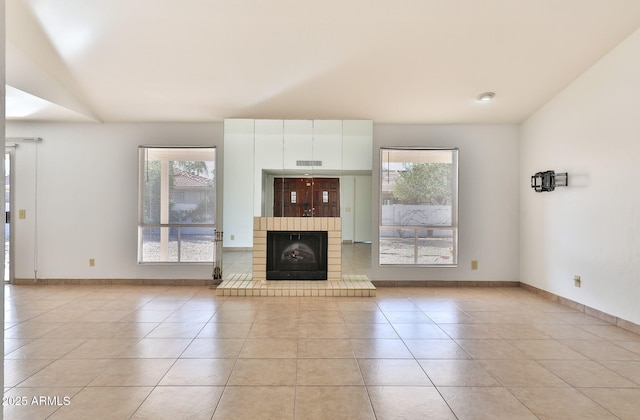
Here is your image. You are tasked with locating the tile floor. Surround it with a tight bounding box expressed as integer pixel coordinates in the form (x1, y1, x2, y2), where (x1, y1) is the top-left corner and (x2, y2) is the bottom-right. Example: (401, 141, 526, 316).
(4, 283, 640, 419)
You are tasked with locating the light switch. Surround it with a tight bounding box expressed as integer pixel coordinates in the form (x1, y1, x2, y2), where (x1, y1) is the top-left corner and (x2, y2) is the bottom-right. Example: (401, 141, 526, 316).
(19, 209, 26, 219)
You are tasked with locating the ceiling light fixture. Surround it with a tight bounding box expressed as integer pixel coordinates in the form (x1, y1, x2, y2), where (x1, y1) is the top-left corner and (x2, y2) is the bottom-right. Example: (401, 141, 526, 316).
(477, 92, 495, 102)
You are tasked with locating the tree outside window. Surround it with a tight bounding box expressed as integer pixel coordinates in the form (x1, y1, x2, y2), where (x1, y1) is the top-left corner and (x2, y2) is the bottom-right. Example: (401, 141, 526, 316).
(380, 148, 458, 266)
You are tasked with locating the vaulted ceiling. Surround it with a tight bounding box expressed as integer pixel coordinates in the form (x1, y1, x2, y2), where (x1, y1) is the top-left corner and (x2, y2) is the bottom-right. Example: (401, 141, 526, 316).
(6, 0, 640, 124)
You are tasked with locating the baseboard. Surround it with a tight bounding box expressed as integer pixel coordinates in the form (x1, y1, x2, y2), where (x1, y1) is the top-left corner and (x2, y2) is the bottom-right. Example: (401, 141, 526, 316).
(12, 278, 217, 286)
(370, 280, 520, 287)
(519, 282, 640, 336)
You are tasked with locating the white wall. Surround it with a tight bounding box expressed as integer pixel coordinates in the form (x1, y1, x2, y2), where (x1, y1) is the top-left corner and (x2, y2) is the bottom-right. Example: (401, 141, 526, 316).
(346, 175, 373, 243)
(520, 28, 640, 325)
(372, 124, 520, 282)
(221, 119, 255, 248)
(6, 122, 223, 280)
(6, 122, 518, 285)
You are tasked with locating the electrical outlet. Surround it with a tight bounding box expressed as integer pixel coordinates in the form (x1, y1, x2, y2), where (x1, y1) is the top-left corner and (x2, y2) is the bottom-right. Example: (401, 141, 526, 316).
(574, 275, 581, 287)
(471, 260, 478, 270)
(230, 234, 235, 240)
(89, 258, 95, 267)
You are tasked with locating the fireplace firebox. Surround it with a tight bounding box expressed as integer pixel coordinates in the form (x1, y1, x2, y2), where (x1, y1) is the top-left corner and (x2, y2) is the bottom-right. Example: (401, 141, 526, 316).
(266, 231, 328, 280)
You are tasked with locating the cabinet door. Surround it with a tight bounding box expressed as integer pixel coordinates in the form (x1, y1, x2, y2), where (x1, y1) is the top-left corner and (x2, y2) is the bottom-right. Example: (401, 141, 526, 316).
(312, 178, 340, 217)
(274, 178, 302, 217)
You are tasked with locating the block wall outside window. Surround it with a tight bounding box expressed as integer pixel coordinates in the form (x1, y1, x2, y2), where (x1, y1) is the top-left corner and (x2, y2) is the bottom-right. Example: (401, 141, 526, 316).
(379, 148, 458, 266)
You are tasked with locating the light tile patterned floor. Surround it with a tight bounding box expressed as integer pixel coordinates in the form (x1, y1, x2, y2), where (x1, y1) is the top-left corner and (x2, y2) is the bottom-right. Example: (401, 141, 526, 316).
(4, 284, 640, 419)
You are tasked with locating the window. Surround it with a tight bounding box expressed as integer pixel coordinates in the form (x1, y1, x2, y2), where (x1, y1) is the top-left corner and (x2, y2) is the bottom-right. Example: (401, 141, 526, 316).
(379, 148, 458, 266)
(138, 147, 216, 263)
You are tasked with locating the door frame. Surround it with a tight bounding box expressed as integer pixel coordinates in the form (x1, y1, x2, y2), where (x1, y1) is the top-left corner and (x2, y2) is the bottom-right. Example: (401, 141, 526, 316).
(5, 147, 15, 283)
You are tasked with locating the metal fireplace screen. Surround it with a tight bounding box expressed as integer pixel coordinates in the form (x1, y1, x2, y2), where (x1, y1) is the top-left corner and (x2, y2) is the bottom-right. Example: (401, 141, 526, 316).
(266, 231, 328, 280)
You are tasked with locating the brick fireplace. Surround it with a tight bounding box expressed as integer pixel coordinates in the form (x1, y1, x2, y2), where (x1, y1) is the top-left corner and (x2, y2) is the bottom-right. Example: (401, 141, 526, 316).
(253, 217, 342, 281)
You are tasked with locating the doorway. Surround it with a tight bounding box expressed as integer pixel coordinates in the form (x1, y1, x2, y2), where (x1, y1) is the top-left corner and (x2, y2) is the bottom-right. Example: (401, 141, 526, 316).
(273, 177, 340, 217)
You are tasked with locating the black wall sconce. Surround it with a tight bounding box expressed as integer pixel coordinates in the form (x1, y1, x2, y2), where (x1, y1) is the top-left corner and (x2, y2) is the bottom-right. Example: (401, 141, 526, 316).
(531, 170, 568, 192)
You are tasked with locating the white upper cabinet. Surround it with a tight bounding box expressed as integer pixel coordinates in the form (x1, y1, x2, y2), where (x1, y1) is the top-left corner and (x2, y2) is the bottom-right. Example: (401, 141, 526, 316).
(248, 119, 372, 172)
(343, 120, 373, 171)
(283, 120, 313, 170)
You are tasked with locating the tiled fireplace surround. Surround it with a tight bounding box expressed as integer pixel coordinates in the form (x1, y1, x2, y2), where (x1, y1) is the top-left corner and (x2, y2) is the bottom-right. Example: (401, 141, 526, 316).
(216, 217, 376, 296)
(253, 217, 342, 281)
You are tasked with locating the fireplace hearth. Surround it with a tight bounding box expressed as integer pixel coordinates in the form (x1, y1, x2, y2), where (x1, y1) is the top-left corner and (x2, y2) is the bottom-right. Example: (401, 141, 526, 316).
(267, 231, 328, 280)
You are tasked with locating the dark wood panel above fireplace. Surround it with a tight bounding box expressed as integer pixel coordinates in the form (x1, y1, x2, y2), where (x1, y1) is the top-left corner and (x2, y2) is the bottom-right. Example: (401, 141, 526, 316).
(273, 177, 340, 218)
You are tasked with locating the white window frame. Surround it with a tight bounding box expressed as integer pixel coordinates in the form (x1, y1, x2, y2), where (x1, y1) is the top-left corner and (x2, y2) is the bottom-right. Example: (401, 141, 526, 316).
(379, 147, 459, 267)
(138, 146, 216, 264)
